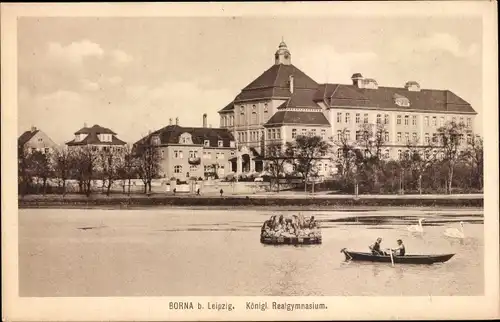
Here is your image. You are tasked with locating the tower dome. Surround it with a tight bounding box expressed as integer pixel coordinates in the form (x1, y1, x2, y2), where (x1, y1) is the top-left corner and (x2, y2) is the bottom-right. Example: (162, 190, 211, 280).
(275, 39, 291, 65)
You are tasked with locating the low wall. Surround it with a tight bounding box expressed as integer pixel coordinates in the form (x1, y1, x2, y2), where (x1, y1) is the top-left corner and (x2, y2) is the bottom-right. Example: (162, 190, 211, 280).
(18, 195, 483, 208)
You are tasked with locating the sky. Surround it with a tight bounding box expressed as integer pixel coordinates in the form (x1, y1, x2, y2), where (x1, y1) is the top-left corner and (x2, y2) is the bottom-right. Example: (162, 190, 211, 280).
(18, 16, 483, 144)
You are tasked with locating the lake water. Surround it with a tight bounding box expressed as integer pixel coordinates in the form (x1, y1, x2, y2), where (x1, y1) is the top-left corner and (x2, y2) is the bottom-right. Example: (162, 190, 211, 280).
(19, 208, 484, 296)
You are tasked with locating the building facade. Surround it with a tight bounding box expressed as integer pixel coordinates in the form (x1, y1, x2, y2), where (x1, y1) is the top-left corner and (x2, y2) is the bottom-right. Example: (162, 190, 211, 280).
(18, 126, 58, 154)
(218, 41, 477, 176)
(134, 116, 237, 180)
(66, 124, 127, 151)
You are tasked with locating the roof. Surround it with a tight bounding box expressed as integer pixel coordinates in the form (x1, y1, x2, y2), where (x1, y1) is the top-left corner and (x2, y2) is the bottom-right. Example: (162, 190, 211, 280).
(219, 101, 234, 113)
(242, 64, 318, 91)
(265, 110, 330, 127)
(18, 130, 39, 146)
(66, 133, 127, 146)
(134, 125, 235, 148)
(314, 84, 477, 114)
(75, 124, 116, 135)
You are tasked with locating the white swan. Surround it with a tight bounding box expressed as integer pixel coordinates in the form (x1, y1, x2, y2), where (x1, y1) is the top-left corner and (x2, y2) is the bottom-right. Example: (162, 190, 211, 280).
(407, 218, 425, 233)
(444, 221, 465, 239)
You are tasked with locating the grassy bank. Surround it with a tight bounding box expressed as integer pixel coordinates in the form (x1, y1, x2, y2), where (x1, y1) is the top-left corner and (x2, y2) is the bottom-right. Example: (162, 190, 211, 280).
(18, 194, 483, 209)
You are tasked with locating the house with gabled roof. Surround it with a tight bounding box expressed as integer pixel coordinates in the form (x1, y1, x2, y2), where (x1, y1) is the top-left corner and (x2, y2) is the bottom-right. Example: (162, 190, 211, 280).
(66, 124, 127, 152)
(134, 115, 237, 180)
(218, 41, 477, 176)
(18, 126, 58, 155)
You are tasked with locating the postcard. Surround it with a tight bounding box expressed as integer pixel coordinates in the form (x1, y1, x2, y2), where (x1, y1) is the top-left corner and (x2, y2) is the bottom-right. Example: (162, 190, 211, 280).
(2, 2, 499, 321)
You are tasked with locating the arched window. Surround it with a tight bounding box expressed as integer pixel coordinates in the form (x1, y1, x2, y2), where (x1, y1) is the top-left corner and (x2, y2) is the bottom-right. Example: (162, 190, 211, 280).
(397, 149, 402, 159)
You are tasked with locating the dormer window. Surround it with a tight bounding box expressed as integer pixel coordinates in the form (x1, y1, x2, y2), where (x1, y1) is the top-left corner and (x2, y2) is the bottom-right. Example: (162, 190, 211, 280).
(151, 135, 160, 145)
(264, 103, 269, 113)
(252, 105, 256, 114)
(240, 106, 244, 115)
(393, 94, 410, 107)
(204, 140, 210, 147)
(218, 140, 223, 147)
(179, 132, 193, 145)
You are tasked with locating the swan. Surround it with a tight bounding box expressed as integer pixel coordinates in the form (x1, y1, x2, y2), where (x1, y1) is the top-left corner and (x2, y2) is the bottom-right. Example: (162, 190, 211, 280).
(407, 218, 425, 233)
(444, 221, 465, 239)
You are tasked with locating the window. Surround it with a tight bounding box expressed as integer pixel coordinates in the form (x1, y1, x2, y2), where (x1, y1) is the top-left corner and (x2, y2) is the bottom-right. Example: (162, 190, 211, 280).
(356, 130, 361, 141)
(384, 149, 390, 159)
(240, 106, 244, 115)
(44, 147, 50, 154)
(160, 150, 164, 159)
(397, 150, 402, 159)
(404, 115, 409, 125)
(189, 150, 196, 158)
(424, 116, 429, 126)
(324, 163, 328, 172)
(252, 105, 256, 113)
(466, 117, 472, 127)
(412, 132, 418, 142)
(384, 114, 389, 125)
(459, 134, 465, 145)
(397, 132, 401, 142)
(337, 112, 342, 123)
(276, 128, 281, 139)
(459, 117, 464, 125)
(320, 129, 326, 139)
(38, 138, 43, 142)
(345, 113, 350, 123)
(267, 129, 271, 139)
(204, 140, 210, 147)
(271, 129, 276, 139)
(364, 113, 368, 124)
(439, 117, 445, 127)
(337, 130, 342, 141)
(264, 103, 269, 113)
(355, 113, 360, 124)
(292, 128, 297, 139)
(384, 132, 389, 142)
(412, 115, 417, 126)
(432, 133, 437, 143)
(467, 134, 472, 144)
(302, 129, 307, 135)
(31, 147, 37, 153)
(425, 133, 430, 145)
(310, 129, 316, 136)
(432, 116, 437, 126)
(405, 132, 409, 143)
(397, 115, 402, 125)
(174, 150, 179, 158)
(345, 130, 351, 140)
(318, 163, 322, 171)
(218, 140, 223, 147)
(337, 149, 342, 159)
(376, 114, 381, 124)
(190, 165, 198, 171)
(174, 165, 182, 173)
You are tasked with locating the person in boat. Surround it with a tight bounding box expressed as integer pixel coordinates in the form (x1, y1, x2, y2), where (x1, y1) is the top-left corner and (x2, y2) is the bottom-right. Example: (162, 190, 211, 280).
(391, 239, 405, 256)
(369, 237, 386, 256)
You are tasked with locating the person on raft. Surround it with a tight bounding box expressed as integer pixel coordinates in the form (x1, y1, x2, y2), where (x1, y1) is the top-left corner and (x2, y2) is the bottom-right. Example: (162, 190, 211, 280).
(369, 237, 387, 256)
(391, 239, 406, 256)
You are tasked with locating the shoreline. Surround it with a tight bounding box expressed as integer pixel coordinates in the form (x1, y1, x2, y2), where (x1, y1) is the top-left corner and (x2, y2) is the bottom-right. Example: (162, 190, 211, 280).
(18, 194, 484, 210)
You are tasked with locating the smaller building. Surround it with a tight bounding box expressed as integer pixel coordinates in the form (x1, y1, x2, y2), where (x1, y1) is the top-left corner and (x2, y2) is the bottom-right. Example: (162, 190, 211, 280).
(66, 124, 127, 152)
(18, 126, 58, 154)
(134, 116, 236, 180)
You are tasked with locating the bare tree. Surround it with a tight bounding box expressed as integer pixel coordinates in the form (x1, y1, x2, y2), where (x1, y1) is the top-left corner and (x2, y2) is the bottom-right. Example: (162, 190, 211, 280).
(464, 134, 484, 190)
(437, 121, 467, 194)
(28, 150, 53, 195)
(286, 135, 331, 192)
(134, 143, 161, 194)
(99, 147, 125, 196)
(402, 137, 437, 194)
(263, 142, 292, 192)
(116, 145, 137, 196)
(52, 147, 74, 196)
(72, 146, 99, 196)
(333, 128, 358, 186)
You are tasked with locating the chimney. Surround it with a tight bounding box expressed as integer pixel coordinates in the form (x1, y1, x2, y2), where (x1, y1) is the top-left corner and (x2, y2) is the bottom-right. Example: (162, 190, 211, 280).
(289, 75, 294, 93)
(203, 113, 207, 128)
(169, 118, 173, 125)
(175, 117, 179, 125)
(351, 73, 364, 88)
(30, 125, 37, 132)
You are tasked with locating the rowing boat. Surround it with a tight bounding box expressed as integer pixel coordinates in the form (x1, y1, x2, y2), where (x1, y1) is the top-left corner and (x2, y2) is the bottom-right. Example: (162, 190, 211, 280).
(260, 235, 322, 245)
(340, 248, 455, 265)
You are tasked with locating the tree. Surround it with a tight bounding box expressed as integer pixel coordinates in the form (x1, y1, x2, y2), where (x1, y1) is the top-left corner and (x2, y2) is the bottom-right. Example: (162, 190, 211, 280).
(437, 121, 467, 194)
(18, 145, 32, 196)
(403, 138, 437, 194)
(99, 148, 125, 196)
(52, 147, 74, 196)
(286, 135, 331, 192)
(71, 146, 99, 196)
(264, 142, 292, 192)
(116, 145, 137, 196)
(134, 143, 161, 194)
(464, 134, 484, 190)
(28, 150, 53, 195)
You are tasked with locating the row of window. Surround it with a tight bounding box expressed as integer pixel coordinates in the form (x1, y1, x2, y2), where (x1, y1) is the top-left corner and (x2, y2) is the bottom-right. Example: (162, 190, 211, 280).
(335, 148, 448, 160)
(174, 150, 228, 160)
(240, 104, 269, 115)
(221, 115, 235, 127)
(336, 112, 473, 128)
(291, 128, 327, 139)
(173, 164, 227, 174)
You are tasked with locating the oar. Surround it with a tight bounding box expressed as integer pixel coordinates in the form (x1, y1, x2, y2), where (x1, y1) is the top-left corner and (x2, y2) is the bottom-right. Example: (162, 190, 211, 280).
(387, 248, 395, 267)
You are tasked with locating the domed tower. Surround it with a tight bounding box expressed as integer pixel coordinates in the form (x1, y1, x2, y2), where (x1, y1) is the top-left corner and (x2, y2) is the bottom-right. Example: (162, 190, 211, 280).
(274, 39, 291, 65)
